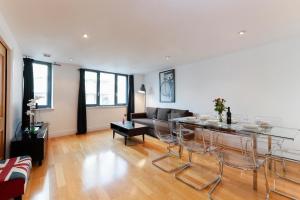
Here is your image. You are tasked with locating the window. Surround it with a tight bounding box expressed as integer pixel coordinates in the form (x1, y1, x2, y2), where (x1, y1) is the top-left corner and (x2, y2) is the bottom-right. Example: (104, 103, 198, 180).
(117, 75, 127, 104)
(33, 61, 52, 108)
(84, 70, 128, 106)
(85, 71, 98, 105)
(100, 72, 115, 105)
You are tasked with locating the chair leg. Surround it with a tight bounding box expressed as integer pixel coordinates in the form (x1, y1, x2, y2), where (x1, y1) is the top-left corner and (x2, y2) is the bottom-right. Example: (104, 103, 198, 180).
(267, 158, 297, 200)
(274, 159, 300, 184)
(167, 143, 181, 157)
(175, 151, 193, 185)
(208, 160, 223, 200)
(282, 159, 287, 173)
(152, 145, 186, 173)
(175, 151, 221, 191)
(188, 151, 192, 162)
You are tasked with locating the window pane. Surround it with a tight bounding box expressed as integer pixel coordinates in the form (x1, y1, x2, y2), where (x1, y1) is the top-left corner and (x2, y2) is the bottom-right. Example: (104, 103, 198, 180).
(85, 71, 98, 105)
(117, 75, 127, 104)
(33, 63, 48, 106)
(100, 73, 115, 105)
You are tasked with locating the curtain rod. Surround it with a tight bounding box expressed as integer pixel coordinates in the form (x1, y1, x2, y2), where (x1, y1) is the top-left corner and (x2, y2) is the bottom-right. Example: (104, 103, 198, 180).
(78, 68, 129, 76)
(22, 55, 62, 66)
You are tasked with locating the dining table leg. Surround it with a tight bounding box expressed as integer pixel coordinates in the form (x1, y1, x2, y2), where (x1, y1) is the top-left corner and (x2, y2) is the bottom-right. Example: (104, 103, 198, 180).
(253, 134, 258, 190)
(253, 170, 257, 190)
(268, 135, 272, 170)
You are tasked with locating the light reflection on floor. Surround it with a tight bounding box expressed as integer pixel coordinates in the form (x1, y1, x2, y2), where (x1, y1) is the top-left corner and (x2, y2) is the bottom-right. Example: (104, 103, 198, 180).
(31, 172, 50, 200)
(82, 150, 128, 189)
(137, 159, 146, 168)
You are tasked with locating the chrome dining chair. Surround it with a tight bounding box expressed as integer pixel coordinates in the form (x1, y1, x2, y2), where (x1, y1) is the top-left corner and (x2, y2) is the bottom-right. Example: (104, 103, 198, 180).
(208, 131, 269, 200)
(175, 124, 222, 191)
(273, 148, 300, 184)
(152, 119, 185, 173)
(266, 141, 300, 199)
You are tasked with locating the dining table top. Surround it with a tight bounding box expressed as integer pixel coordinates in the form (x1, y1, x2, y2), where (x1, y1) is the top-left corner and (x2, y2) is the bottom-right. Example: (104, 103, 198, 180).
(172, 117, 300, 141)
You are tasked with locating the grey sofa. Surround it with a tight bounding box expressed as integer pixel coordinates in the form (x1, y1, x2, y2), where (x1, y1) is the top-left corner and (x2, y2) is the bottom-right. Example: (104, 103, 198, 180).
(131, 107, 193, 137)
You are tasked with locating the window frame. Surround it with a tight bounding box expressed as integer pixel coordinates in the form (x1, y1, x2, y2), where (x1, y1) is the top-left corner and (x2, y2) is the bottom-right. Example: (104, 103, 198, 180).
(84, 69, 128, 107)
(32, 60, 52, 109)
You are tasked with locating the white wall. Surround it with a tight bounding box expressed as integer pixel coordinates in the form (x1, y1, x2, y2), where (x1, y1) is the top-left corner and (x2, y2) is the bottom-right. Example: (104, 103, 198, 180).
(134, 74, 145, 113)
(145, 36, 300, 129)
(0, 14, 23, 157)
(38, 64, 143, 137)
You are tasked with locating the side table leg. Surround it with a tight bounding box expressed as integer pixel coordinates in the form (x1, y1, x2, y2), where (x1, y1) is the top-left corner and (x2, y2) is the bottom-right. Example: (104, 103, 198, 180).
(125, 136, 127, 145)
(113, 131, 115, 139)
(14, 196, 22, 200)
(143, 134, 145, 143)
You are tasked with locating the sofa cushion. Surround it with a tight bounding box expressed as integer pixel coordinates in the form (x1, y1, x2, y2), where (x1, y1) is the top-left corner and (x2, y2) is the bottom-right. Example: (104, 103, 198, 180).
(169, 112, 182, 119)
(169, 109, 188, 119)
(157, 108, 171, 121)
(171, 109, 188, 115)
(146, 107, 157, 119)
(0, 156, 32, 200)
(132, 118, 154, 129)
(0, 156, 32, 182)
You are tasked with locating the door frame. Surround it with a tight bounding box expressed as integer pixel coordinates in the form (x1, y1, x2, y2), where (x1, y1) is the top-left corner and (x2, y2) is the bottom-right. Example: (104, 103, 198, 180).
(0, 39, 8, 159)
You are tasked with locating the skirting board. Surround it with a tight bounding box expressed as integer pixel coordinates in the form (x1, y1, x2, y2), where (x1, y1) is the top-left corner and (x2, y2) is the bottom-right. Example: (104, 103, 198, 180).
(49, 125, 111, 138)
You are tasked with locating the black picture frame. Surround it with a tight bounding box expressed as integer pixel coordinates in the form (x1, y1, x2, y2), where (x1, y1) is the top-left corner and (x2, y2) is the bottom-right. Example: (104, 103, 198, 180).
(159, 69, 175, 103)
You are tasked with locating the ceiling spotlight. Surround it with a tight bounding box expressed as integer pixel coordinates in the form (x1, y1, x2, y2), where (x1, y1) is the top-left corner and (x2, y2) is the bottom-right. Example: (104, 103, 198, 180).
(43, 53, 51, 58)
(165, 56, 170, 60)
(69, 58, 73, 62)
(83, 34, 88, 39)
(239, 30, 246, 35)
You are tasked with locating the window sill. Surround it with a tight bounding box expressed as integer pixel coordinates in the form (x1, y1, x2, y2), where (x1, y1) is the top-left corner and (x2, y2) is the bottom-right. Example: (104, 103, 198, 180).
(86, 105, 127, 110)
(34, 107, 55, 111)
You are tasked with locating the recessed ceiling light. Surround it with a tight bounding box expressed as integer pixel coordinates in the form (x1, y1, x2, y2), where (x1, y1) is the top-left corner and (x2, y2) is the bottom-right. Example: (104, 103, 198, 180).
(165, 56, 170, 60)
(69, 58, 73, 62)
(83, 34, 88, 39)
(239, 30, 246, 35)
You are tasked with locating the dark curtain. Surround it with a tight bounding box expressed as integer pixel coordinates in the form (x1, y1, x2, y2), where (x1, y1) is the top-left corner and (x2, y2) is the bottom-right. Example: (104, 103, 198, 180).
(77, 69, 87, 134)
(127, 75, 135, 120)
(22, 58, 34, 129)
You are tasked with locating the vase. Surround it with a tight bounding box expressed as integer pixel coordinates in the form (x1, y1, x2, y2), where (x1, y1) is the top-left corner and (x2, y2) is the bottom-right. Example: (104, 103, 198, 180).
(218, 113, 223, 122)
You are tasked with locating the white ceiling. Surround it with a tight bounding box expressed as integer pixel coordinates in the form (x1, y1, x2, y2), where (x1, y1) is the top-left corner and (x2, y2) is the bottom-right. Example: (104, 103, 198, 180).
(1, 0, 300, 74)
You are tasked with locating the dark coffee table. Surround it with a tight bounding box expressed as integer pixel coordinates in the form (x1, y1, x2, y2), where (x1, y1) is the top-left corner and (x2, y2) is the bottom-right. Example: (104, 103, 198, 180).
(110, 121, 149, 145)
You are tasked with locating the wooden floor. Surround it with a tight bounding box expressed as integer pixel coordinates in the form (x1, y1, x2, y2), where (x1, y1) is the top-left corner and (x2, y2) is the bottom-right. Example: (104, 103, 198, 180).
(24, 130, 300, 200)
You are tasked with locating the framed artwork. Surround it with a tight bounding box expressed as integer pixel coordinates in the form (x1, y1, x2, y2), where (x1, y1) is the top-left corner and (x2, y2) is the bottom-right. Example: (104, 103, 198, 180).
(159, 69, 175, 103)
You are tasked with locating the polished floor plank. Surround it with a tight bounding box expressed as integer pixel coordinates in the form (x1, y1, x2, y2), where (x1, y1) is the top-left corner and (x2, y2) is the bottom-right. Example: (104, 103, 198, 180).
(24, 130, 300, 200)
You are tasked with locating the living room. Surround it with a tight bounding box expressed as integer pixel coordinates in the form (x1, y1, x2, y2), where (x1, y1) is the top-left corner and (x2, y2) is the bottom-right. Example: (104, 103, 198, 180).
(0, 1, 300, 200)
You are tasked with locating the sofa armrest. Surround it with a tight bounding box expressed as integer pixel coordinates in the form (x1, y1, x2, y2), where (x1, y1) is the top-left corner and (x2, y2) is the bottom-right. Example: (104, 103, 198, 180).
(185, 111, 194, 117)
(131, 112, 147, 119)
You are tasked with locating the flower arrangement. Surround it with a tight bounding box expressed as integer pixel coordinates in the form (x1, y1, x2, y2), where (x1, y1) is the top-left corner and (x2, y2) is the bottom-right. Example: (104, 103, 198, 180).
(213, 98, 226, 122)
(26, 98, 38, 134)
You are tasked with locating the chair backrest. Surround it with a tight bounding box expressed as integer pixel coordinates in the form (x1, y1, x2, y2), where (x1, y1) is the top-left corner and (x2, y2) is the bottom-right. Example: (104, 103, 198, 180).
(177, 124, 210, 152)
(254, 116, 284, 155)
(177, 124, 195, 144)
(216, 131, 261, 169)
(153, 119, 172, 140)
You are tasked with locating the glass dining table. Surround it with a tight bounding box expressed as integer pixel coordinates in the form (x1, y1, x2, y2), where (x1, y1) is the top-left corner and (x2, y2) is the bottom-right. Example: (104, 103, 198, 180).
(172, 117, 300, 190)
